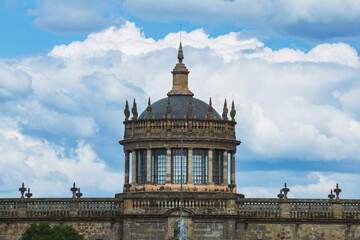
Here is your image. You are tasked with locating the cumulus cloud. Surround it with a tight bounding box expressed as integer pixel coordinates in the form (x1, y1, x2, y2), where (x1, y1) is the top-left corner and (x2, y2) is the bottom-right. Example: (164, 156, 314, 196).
(124, 0, 360, 39)
(0, 116, 123, 198)
(237, 171, 360, 199)
(1, 22, 360, 196)
(0, 62, 32, 99)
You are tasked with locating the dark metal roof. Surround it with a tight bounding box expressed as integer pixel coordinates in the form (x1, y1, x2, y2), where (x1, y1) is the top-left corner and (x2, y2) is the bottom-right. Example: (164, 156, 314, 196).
(139, 95, 222, 120)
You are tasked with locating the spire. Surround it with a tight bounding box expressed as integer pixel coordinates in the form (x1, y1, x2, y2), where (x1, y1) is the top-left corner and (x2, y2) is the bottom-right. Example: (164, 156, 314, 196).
(208, 97, 213, 119)
(132, 98, 138, 120)
(124, 100, 130, 121)
(168, 42, 194, 96)
(166, 97, 172, 118)
(147, 97, 152, 119)
(230, 100, 236, 121)
(178, 42, 184, 63)
(222, 99, 228, 120)
(187, 97, 193, 119)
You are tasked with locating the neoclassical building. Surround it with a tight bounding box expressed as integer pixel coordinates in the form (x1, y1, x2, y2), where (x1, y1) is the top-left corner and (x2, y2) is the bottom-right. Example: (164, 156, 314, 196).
(120, 42, 240, 193)
(1, 43, 360, 240)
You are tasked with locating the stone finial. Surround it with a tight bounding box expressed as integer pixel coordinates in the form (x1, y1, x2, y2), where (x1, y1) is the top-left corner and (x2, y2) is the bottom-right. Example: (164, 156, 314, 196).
(334, 183, 341, 200)
(282, 183, 290, 199)
(19, 182, 26, 199)
(76, 188, 83, 198)
(132, 98, 138, 120)
(147, 97, 152, 119)
(277, 189, 284, 199)
(168, 42, 193, 96)
(166, 97, 172, 118)
(208, 97, 213, 119)
(178, 42, 184, 63)
(222, 99, 228, 120)
(25, 188, 32, 199)
(328, 189, 335, 200)
(124, 100, 130, 121)
(187, 97, 193, 119)
(70, 182, 78, 199)
(230, 100, 236, 121)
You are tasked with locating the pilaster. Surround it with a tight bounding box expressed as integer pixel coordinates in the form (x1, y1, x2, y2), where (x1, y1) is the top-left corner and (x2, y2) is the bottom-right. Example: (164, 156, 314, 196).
(131, 150, 137, 186)
(188, 148, 193, 184)
(146, 148, 152, 184)
(222, 150, 228, 186)
(208, 149, 214, 185)
(165, 148, 172, 184)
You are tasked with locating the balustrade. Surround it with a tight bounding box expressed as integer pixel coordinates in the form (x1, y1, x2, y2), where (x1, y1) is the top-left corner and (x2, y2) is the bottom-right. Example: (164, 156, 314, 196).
(124, 118, 236, 138)
(0, 199, 121, 218)
(132, 198, 227, 209)
(343, 202, 360, 219)
(290, 201, 333, 218)
(3, 198, 360, 220)
(0, 201, 18, 217)
(27, 201, 70, 217)
(238, 200, 280, 218)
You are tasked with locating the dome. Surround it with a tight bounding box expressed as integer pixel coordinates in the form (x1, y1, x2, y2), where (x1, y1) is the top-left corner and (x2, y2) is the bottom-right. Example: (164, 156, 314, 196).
(138, 95, 222, 120)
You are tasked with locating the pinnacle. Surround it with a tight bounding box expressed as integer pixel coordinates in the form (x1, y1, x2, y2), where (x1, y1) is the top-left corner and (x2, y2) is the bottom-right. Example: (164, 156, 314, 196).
(178, 42, 184, 62)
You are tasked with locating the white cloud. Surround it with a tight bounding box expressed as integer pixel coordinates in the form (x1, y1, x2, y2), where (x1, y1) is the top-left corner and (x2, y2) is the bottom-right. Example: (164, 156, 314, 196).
(0, 116, 123, 198)
(237, 170, 360, 199)
(124, 0, 360, 38)
(29, 0, 123, 33)
(0, 62, 32, 99)
(1, 22, 360, 196)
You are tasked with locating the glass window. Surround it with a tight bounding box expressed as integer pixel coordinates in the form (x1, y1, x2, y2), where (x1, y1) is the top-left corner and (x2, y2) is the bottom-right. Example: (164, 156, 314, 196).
(213, 150, 223, 185)
(152, 149, 167, 185)
(192, 149, 208, 185)
(172, 149, 187, 184)
(136, 150, 147, 185)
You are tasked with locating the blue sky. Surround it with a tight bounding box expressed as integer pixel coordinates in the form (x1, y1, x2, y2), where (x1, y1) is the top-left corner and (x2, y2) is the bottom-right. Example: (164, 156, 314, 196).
(1, 0, 360, 199)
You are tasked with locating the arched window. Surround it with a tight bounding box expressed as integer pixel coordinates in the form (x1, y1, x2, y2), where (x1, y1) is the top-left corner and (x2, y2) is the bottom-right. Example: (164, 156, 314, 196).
(192, 149, 208, 185)
(172, 149, 187, 184)
(213, 150, 223, 185)
(152, 149, 167, 185)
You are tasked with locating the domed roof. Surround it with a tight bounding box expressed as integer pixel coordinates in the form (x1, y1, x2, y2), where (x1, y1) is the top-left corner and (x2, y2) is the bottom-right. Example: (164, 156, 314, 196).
(138, 95, 222, 120)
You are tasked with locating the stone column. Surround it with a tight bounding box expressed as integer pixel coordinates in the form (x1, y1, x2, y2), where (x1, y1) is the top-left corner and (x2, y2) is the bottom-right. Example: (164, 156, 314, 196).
(166, 148, 172, 184)
(146, 148, 152, 184)
(131, 150, 137, 185)
(207, 149, 214, 185)
(222, 150, 228, 186)
(188, 148, 193, 184)
(231, 152, 235, 185)
(125, 151, 130, 184)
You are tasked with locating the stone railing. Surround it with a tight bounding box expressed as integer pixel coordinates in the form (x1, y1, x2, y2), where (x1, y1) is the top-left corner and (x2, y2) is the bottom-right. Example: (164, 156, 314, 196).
(0, 201, 18, 217)
(342, 201, 360, 219)
(118, 192, 236, 215)
(289, 200, 333, 218)
(236, 198, 360, 220)
(0, 198, 122, 219)
(238, 199, 280, 218)
(123, 118, 236, 140)
(3, 195, 360, 221)
(132, 198, 227, 210)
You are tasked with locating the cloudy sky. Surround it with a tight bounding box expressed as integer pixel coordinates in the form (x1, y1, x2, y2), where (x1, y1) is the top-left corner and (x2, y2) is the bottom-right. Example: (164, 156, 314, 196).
(1, 0, 360, 199)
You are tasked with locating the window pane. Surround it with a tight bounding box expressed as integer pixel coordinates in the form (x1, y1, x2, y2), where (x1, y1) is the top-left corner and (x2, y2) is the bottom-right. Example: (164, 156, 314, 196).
(152, 149, 167, 185)
(213, 150, 223, 185)
(193, 149, 208, 185)
(136, 150, 147, 185)
(172, 149, 187, 184)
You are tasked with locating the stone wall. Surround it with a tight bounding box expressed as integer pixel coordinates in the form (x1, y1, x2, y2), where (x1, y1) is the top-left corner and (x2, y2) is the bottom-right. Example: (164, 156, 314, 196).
(0, 221, 121, 240)
(235, 222, 360, 240)
(3, 218, 360, 239)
